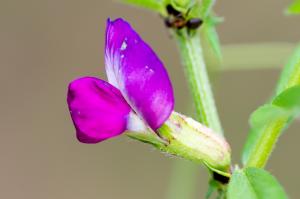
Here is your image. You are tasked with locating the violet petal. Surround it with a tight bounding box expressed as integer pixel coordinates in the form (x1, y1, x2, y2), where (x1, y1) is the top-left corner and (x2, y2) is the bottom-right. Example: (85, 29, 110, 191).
(67, 77, 131, 143)
(105, 18, 174, 130)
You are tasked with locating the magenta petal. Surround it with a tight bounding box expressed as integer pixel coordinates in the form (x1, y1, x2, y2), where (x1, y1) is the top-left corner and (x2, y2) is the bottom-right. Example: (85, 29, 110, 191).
(105, 18, 174, 130)
(67, 77, 131, 143)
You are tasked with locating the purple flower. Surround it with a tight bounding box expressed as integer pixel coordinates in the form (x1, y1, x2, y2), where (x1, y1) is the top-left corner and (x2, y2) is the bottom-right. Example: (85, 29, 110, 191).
(67, 18, 174, 143)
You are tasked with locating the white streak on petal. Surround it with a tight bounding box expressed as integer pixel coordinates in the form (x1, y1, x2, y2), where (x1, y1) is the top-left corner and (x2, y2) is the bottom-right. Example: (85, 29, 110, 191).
(126, 111, 147, 132)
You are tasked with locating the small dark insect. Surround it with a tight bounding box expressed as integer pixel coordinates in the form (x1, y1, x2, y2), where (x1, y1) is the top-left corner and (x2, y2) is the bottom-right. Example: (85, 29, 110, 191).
(164, 4, 203, 30)
(164, 15, 186, 29)
(186, 18, 203, 29)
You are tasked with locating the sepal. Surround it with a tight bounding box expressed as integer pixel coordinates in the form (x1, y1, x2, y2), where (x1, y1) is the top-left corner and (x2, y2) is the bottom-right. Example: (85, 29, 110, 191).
(157, 112, 231, 174)
(126, 111, 231, 175)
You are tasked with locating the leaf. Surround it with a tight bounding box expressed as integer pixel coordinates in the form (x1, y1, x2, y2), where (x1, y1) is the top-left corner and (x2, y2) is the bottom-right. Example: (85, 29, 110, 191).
(242, 85, 300, 164)
(242, 105, 289, 164)
(227, 168, 288, 199)
(199, 0, 216, 18)
(275, 44, 300, 95)
(242, 44, 300, 167)
(273, 84, 300, 111)
(286, 0, 300, 14)
(187, 2, 201, 19)
(246, 85, 300, 131)
(170, 0, 196, 13)
(249, 105, 289, 129)
(121, 0, 163, 12)
(205, 179, 219, 199)
(201, 15, 222, 64)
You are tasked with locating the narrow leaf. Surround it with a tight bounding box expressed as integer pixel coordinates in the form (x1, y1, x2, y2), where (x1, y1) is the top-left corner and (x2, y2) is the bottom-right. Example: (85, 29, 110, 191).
(199, 0, 216, 18)
(275, 44, 300, 95)
(227, 169, 256, 199)
(205, 179, 219, 199)
(242, 86, 300, 165)
(243, 44, 300, 167)
(170, 0, 195, 13)
(286, 0, 300, 14)
(227, 168, 288, 199)
(121, 0, 163, 12)
(249, 105, 289, 129)
(201, 16, 222, 64)
(273, 84, 300, 110)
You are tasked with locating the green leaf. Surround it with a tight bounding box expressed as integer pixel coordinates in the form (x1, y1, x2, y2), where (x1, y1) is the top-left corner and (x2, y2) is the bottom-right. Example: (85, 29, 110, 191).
(242, 85, 300, 164)
(286, 0, 300, 14)
(227, 168, 288, 199)
(273, 84, 300, 111)
(275, 44, 300, 95)
(187, 2, 201, 19)
(121, 0, 164, 12)
(199, 0, 216, 18)
(201, 15, 222, 64)
(249, 105, 289, 129)
(242, 44, 300, 167)
(205, 179, 219, 199)
(170, 0, 195, 13)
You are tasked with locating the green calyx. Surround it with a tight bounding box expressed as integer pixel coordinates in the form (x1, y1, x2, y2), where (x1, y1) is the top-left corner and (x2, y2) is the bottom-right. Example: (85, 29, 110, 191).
(126, 112, 231, 176)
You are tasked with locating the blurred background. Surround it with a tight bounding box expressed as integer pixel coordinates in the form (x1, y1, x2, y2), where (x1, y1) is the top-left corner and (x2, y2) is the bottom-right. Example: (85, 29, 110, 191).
(1, 0, 300, 198)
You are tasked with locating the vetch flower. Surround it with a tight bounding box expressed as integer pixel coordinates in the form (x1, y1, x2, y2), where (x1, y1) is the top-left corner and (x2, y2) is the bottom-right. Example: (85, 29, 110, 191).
(67, 18, 174, 143)
(67, 18, 231, 174)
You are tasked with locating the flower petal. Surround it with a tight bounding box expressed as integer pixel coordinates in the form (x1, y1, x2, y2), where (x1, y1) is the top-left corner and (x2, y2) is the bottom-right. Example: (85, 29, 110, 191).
(105, 18, 174, 130)
(67, 77, 131, 143)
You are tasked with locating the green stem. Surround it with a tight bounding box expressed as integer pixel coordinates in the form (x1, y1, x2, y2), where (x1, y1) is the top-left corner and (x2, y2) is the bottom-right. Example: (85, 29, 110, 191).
(174, 30, 223, 135)
(245, 44, 300, 168)
(169, 29, 225, 199)
(245, 119, 287, 168)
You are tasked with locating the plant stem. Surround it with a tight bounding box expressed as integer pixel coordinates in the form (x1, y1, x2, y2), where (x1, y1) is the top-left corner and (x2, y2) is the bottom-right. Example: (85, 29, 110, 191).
(245, 119, 287, 168)
(174, 30, 223, 135)
(245, 44, 300, 168)
(168, 29, 225, 199)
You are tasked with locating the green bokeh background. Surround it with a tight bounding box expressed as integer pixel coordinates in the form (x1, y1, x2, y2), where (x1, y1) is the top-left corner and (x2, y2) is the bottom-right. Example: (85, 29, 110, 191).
(0, 0, 299, 198)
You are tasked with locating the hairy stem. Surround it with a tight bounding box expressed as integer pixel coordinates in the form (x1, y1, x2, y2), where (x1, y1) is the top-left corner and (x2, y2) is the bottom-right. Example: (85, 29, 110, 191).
(245, 45, 300, 168)
(174, 30, 223, 135)
(168, 29, 225, 199)
(245, 119, 287, 168)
